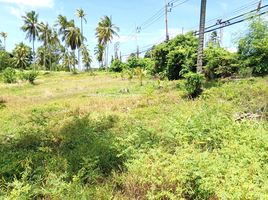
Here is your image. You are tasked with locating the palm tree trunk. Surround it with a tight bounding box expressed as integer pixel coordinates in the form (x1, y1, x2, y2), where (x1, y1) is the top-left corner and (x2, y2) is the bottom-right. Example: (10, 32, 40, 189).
(49, 45, 52, 71)
(4, 38, 6, 50)
(33, 39, 36, 70)
(106, 44, 109, 72)
(79, 18, 83, 71)
(78, 48, 81, 71)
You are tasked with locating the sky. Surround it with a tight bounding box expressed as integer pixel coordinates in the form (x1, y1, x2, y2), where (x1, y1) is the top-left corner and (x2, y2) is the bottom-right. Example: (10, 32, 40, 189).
(0, 0, 266, 67)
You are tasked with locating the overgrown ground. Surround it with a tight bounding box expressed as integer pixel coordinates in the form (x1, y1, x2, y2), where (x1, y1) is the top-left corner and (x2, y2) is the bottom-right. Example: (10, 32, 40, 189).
(0, 72, 267, 199)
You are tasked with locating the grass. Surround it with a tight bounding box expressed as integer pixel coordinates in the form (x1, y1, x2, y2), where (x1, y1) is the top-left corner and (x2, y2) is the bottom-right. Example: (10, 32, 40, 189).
(0, 72, 267, 199)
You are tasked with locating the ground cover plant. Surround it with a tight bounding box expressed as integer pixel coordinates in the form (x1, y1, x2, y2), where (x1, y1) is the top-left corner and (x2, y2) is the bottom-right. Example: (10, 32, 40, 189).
(0, 72, 267, 199)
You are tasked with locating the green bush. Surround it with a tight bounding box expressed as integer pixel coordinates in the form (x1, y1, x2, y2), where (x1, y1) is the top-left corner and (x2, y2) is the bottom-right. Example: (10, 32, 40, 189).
(3, 67, 17, 83)
(151, 32, 198, 79)
(184, 72, 204, 98)
(204, 46, 239, 79)
(24, 70, 38, 84)
(167, 48, 186, 80)
(0, 50, 11, 71)
(110, 59, 126, 72)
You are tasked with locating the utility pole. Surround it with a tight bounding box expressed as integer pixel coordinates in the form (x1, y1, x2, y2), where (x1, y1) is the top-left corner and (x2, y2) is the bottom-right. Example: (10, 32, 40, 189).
(165, 1, 173, 41)
(136, 26, 141, 58)
(197, 0, 207, 74)
(114, 42, 120, 59)
(257, 0, 262, 12)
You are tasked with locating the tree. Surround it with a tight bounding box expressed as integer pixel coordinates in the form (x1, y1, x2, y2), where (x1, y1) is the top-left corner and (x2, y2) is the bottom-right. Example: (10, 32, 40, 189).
(238, 18, 268, 76)
(76, 8, 87, 39)
(38, 22, 51, 70)
(96, 16, 119, 70)
(0, 32, 7, 50)
(81, 44, 92, 71)
(65, 26, 82, 72)
(12, 42, 32, 69)
(56, 15, 71, 71)
(21, 11, 39, 67)
(207, 31, 220, 47)
(94, 44, 105, 68)
(76, 8, 87, 71)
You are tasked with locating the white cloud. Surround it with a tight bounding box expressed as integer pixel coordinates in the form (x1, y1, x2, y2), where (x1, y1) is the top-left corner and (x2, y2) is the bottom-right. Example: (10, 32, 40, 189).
(9, 6, 24, 18)
(0, 0, 54, 8)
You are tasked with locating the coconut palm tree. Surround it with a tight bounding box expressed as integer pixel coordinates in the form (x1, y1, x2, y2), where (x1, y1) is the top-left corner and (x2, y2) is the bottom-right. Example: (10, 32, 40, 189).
(65, 26, 82, 72)
(0, 32, 7, 50)
(38, 22, 51, 70)
(94, 44, 104, 68)
(76, 8, 87, 39)
(12, 42, 32, 69)
(81, 44, 92, 71)
(76, 8, 87, 71)
(96, 16, 119, 70)
(56, 15, 74, 71)
(21, 11, 39, 66)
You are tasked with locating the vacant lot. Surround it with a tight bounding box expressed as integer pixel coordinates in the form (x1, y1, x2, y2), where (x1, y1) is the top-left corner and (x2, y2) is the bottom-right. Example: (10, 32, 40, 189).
(0, 72, 268, 199)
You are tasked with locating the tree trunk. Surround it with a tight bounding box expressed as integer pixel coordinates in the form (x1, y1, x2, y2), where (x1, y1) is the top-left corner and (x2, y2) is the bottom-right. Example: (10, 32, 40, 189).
(197, 0, 207, 74)
(106, 44, 109, 72)
(33, 39, 35, 71)
(78, 48, 80, 72)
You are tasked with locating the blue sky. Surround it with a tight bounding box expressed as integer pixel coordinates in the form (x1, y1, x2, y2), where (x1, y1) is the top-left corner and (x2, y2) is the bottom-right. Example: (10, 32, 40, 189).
(0, 0, 266, 66)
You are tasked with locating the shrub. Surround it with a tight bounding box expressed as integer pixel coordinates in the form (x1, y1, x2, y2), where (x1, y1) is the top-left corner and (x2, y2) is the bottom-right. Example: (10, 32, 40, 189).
(238, 67, 253, 78)
(134, 67, 146, 86)
(151, 32, 198, 79)
(167, 48, 186, 80)
(24, 70, 38, 84)
(0, 50, 11, 71)
(110, 59, 126, 72)
(204, 45, 239, 79)
(3, 67, 16, 83)
(183, 72, 204, 98)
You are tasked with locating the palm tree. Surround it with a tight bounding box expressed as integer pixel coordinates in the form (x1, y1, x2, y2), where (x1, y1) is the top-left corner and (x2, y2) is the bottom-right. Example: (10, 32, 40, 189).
(76, 8, 87, 39)
(38, 22, 51, 70)
(94, 44, 104, 68)
(76, 8, 87, 71)
(96, 16, 119, 70)
(65, 26, 82, 72)
(0, 32, 7, 50)
(81, 44, 92, 71)
(21, 11, 39, 66)
(56, 15, 74, 71)
(12, 42, 31, 69)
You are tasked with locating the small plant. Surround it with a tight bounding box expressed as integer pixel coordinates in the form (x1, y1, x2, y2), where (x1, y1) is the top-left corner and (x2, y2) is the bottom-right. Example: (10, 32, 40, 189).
(238, 67, 253, 78)
(184, 72, 204, 98)
(3, 67, 17, 83)
(0, 97, 6, 109)
(134, 67, 146, 86)
(24, 70, 38, 84)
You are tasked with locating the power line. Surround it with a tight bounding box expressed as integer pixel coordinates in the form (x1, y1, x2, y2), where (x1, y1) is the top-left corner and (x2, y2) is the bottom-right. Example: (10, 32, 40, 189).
(122, 4, 268, 58)
(195, 4, 268, 35)
(197, 9, 268, 35)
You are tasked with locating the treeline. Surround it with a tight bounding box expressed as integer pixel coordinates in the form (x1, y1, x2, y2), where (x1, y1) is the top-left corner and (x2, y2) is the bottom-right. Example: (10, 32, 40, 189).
(110, 17, 268, 80)
(0, 9, 119, 73)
